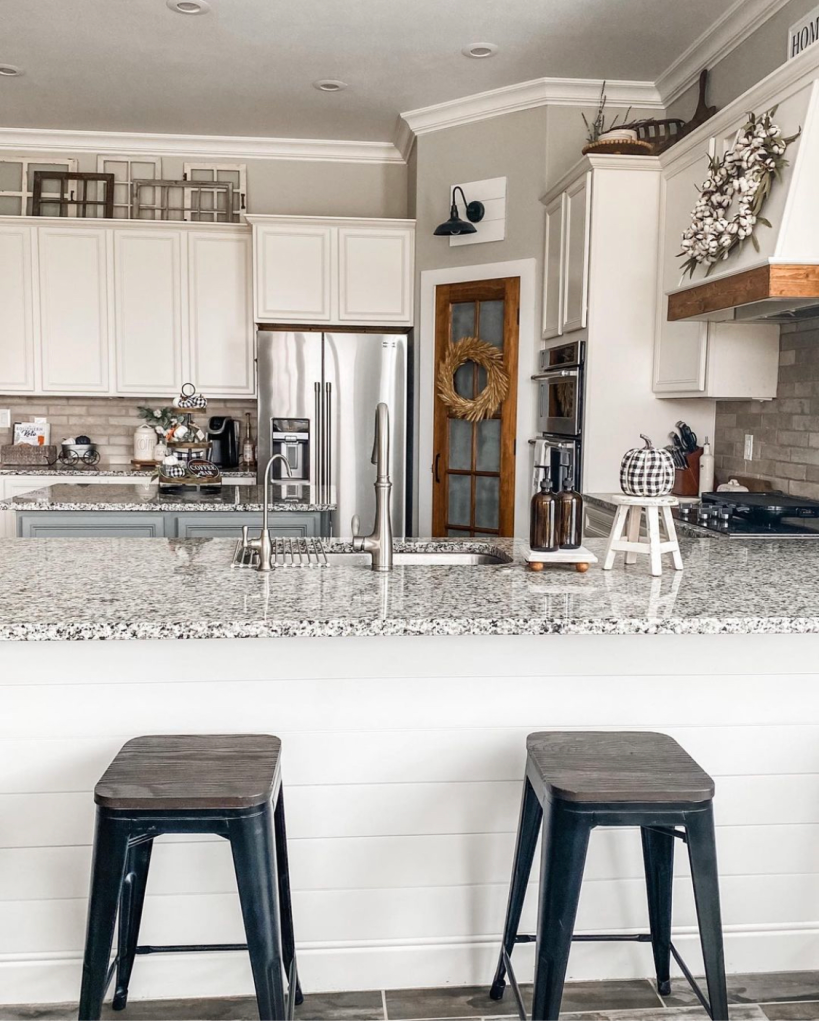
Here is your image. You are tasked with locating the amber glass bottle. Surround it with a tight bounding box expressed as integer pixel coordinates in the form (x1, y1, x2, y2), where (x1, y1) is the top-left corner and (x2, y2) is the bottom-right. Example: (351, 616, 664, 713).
(530, 477, 558, 552)
(556, 473, 583, 549)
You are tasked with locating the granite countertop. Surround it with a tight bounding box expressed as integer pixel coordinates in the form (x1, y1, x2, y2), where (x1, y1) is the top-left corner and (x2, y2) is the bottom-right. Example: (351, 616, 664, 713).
(0, 463, 255, 480)
(1, 534, 818, 641)
(584, 493, 716, 539)
(0, 483, 337, 513)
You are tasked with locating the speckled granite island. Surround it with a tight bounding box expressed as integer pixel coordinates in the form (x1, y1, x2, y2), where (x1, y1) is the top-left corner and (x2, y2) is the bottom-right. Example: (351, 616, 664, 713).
(2, 534, 819, 1004)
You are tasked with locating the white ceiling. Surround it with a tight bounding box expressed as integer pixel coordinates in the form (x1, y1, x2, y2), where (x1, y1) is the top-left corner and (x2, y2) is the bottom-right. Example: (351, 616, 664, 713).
(1, 0, 738, 143)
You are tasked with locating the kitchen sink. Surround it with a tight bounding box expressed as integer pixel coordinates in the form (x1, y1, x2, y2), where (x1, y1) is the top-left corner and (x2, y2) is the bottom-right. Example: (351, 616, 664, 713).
(323, 550, 510, 567)
(232, 539, 512, 570)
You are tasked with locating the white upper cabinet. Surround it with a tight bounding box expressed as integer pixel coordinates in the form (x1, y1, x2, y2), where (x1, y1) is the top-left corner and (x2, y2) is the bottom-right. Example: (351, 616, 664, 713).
(562, 172, 591, 333)
(0, 217, 256, 398)
(248, 216, 415, 327)
(114, 229, 183, 395)
(0, 223, 35, 392)
(188, 229, 254, 396)
(541, 194, 565, 339)
(338, 226, 414, 323)
(254, 221, 334, 323)
(37, 226, 110, 393)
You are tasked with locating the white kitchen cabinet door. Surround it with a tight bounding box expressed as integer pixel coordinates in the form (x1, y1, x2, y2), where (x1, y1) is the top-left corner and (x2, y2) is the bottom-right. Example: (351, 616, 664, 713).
(114, 229, 183, 395)
(37, 227, 111, 393)
(338, 226, 414, 324)
(188, 230, 254, 395)
(254, 223, 334, 323)
(653, 149, 714, 395)
(562, 173, 591, 333)
(0, 223, 36, 392)
(541, 194, 565, 339)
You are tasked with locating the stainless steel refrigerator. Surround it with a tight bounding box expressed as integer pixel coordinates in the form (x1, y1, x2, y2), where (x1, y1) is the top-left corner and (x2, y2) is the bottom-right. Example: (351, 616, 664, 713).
(256, 329, 408, 537)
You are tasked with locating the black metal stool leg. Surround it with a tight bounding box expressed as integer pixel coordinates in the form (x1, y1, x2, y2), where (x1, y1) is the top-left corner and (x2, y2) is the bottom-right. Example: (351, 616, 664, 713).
(112, 838, 153, 1011)
(531, 803, 591, 1022)
(230, 807, 287, 1022)
(490, 776, 543, 1001)
(686, 805, 728, 1021)
(273, 789, 303, 1006)
(78, 813, 131, 1021)
(641, 826, 674, 996)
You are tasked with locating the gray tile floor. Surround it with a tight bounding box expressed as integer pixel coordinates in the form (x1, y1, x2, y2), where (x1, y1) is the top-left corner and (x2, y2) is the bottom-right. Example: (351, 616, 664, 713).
(2, 973, 819, 1021)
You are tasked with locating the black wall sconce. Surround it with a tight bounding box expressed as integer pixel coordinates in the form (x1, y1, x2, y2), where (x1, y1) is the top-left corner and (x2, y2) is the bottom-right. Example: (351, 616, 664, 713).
(434, 186, 485, 236)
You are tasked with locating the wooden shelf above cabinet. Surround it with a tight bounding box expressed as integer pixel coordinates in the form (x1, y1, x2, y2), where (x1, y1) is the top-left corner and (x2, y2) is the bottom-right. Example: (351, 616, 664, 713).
(667, 264, 819, 321)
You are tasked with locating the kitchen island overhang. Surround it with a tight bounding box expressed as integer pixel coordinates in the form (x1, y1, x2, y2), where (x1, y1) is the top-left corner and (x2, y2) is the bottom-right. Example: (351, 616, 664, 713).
(3, 537, 819, 1005)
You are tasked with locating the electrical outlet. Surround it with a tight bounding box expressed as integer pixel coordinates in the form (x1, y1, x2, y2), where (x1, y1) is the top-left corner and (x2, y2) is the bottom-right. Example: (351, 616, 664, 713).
(744, 433, 754, 460)
(0, 409, 10, 429)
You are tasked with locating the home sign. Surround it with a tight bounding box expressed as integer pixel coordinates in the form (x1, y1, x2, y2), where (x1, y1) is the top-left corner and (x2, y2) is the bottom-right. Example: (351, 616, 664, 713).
(789, 5, 819, 59)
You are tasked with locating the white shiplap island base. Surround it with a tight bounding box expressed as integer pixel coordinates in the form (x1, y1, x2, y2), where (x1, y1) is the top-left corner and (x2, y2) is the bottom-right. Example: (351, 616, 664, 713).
(2, 536, 819, 1004)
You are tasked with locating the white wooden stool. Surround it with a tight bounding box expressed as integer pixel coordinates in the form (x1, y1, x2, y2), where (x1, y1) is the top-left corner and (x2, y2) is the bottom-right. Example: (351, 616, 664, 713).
(602, 495, 683, 577)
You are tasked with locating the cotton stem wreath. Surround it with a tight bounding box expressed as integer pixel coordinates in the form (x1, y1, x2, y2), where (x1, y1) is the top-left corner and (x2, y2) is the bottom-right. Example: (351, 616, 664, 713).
(679, 107, 801, 279)
(437, 336, 510, 423)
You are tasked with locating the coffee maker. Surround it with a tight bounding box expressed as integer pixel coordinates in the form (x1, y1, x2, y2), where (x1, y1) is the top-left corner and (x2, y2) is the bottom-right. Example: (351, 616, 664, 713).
(207, 416, 240, 468)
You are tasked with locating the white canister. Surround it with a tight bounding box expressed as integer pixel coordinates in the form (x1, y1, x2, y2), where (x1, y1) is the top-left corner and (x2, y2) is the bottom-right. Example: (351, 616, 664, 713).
(133, 424, 156, 462)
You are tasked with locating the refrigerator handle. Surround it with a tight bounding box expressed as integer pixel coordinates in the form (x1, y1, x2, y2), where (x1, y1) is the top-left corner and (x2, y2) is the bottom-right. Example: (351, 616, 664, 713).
(314, 382, 322, 489)
(325, 382, 332, 497)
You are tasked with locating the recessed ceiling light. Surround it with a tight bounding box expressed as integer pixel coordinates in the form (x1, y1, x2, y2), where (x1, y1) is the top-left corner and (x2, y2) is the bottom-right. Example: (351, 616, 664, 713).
(462, 42, 498, 59)
(313, 79, 348, 93)
(166, 0, 210, 14)
(0, 64, 22, 77)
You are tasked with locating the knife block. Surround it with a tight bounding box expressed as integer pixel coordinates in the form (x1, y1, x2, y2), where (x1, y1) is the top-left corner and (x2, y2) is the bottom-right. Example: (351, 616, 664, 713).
(673, 446, 702, 497)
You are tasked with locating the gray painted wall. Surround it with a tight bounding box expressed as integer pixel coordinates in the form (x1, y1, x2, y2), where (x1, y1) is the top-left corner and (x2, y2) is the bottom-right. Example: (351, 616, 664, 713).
(668, 0, 819, 119)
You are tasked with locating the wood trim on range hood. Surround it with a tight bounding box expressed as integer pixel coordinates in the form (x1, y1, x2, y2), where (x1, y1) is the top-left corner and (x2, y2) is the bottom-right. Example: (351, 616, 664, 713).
(667, 264, 819, 320)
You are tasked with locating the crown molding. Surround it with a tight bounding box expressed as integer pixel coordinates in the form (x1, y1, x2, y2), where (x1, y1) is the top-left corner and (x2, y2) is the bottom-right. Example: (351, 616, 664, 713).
(0, 126, 405, 164)
(400, 77, 663, 138)
(656, 0, 793, 108)
(392, 116, 416, 162)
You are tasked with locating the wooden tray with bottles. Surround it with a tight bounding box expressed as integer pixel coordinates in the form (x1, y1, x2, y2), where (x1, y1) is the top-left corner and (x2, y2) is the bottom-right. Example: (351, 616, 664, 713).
(525, 547, 598, 573)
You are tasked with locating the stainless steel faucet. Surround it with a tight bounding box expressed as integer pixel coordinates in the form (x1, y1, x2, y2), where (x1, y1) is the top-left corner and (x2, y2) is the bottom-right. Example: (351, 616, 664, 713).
(352, 402, 394, 571)
(242, 454, 293, 572)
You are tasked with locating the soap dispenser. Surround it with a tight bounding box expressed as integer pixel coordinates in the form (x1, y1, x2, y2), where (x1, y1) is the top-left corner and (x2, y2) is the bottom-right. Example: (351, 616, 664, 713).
(530, 474, 558, 553)
(556, 468, 584, 550)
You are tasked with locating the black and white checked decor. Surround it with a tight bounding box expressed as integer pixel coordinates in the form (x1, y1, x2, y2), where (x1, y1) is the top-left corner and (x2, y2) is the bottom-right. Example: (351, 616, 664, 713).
(620, 437, 675, 497)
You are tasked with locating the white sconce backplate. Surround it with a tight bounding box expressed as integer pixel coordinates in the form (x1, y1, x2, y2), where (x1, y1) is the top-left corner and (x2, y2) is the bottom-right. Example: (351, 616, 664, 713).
(450, 176, 507, 246)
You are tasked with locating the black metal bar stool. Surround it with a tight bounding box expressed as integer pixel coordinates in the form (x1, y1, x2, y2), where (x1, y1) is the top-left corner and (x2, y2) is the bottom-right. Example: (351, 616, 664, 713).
(78, 734, 302, 1022)
(489, 731, 728, 1022)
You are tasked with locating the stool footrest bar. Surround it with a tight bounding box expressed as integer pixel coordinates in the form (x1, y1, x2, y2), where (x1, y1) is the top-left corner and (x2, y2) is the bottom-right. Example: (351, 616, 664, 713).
(135, 943, 249, 955)
(670, 941, 712, 1018)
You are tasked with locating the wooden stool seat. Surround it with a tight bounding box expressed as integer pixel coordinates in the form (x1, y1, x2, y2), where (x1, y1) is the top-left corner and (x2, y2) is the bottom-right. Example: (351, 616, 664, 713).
(95, 734, 281, 810)
(602, 494, 683, 577)
(526, 731, 714, 804)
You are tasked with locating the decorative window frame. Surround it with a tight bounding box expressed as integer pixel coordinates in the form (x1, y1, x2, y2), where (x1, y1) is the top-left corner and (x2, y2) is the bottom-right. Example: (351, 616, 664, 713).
(183, 162, 247, 219)
(96, 155, 162, 218)
(0, 155, 78, 216)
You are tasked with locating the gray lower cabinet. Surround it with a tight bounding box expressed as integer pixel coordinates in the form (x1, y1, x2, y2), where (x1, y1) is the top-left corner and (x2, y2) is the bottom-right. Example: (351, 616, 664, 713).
(175, 512, 327, 539)
(17, 510, 329, 538)
(18, 513, 167, 538)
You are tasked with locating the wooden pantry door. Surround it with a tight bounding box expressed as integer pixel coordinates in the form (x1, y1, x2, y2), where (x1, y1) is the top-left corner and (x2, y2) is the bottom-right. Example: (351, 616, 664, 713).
(432, 277, 520, 537)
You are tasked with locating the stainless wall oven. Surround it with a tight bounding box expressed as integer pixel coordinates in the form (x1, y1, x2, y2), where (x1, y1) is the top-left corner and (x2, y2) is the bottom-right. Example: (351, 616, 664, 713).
(531, 337, 586, 491)
(533, 338, 584, 436)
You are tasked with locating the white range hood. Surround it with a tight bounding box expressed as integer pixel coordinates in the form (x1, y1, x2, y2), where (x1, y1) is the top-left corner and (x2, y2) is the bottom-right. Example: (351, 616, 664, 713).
(667, 76, 819, 323)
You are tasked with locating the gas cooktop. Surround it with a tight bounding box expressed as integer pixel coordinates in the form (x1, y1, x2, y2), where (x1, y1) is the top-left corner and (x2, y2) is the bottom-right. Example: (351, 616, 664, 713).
(674, 491, 819, 537)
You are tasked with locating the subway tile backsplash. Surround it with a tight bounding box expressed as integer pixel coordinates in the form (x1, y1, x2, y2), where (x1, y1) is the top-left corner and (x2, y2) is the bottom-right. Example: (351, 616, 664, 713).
(715, 316, 819, 498)
(0, 395, 256, 466)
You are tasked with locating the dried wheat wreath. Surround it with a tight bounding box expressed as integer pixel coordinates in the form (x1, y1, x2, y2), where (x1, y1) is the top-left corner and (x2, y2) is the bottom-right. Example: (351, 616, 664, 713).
(437, 336, 510, 423)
